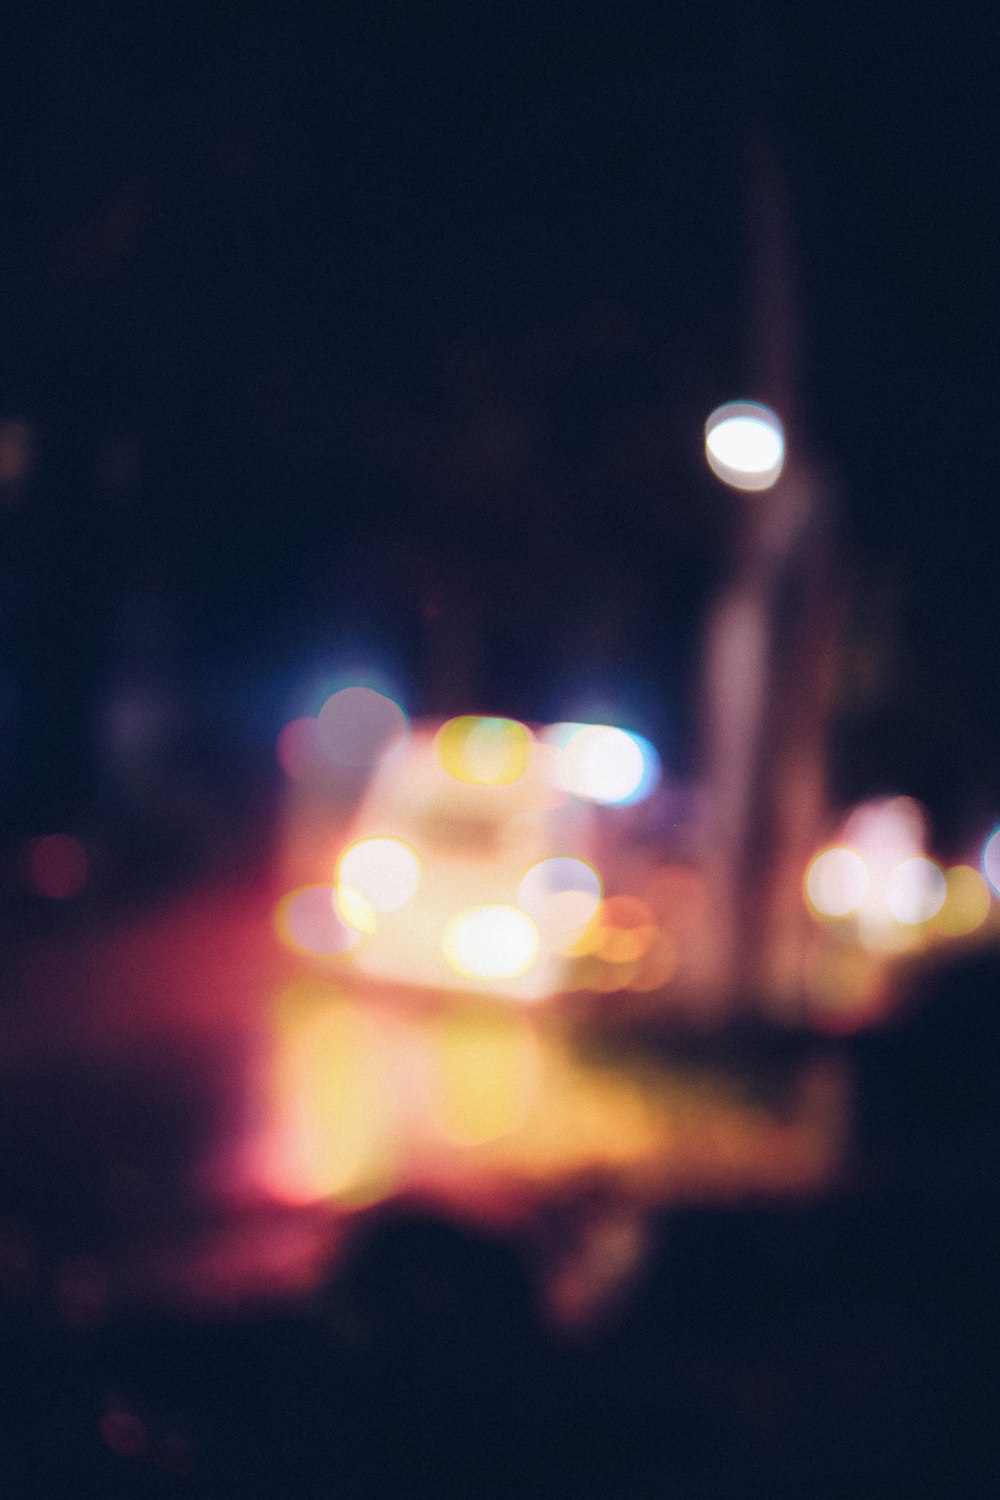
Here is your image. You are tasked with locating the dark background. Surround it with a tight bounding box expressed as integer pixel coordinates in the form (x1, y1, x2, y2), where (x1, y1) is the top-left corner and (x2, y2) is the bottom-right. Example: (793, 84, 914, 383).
(1, 0, 996, 855)
(1, 11, 999, 1495)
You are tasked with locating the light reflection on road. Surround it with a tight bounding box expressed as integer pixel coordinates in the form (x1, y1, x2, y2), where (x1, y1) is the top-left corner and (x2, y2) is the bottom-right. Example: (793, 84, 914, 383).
(6, 875, 849, 1315)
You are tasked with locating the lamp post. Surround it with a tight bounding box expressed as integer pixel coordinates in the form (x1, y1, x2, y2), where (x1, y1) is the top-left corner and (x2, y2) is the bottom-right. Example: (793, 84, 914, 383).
(698, 148, 840, 1019)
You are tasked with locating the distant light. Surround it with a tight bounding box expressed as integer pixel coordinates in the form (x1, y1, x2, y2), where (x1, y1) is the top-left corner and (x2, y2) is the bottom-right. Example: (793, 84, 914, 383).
(337, 837, 421, 912)
(842, 797, 927, 867)
(935, 865, 992, 937)
(808, 947, 883, 1033)
(517, 857, 602, 950)
(275, 716, 327, 782)
(982, 828, 1000, 896)
(805, 847, 870, 918)
(100, 1408, 147, 1459)
(885, 856, 947, 925)
(705, 402, 785, 491)
(592, 895, 658, 964)
(56, 1255, 107, 1330)
(435, 715, 533, 785)
(0, 418, 34, 493)
(548, 723, 659, 806)
(273, 885, 363, 957)
(443, 906, 540, 982)
(26, 834, 88, 899)
(315, 687, 408, 772)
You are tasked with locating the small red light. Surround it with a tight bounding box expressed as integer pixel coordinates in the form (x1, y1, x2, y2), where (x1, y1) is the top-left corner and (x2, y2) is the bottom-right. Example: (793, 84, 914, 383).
(26, 834, 88, 899)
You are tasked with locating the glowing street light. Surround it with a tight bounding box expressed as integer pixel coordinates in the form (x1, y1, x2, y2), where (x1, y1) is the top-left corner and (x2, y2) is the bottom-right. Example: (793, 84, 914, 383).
(705, 401, 785, 491)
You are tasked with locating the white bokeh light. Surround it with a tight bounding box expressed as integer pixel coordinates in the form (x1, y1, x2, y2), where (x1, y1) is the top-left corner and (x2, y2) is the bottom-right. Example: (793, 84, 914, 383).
(315, 687, 408, 771)
(547, 723, 659, 806)
(518, 857, 602, 949)
(805, 847, 870, 918)
(885, 856, 947, 925)
(982, 828, 1000, 896)
(336, 837, 422, 912)
(443, 906, 541, 982)
(705, 402, 785, 491)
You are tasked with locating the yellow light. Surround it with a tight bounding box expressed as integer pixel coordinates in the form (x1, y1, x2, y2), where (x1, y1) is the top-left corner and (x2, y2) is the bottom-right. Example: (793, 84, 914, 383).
(805, 847, 870, 918)
(431, 1010, 540, 1146)
(705, 401, 785, 491)
(315, 687, 408, 771)
(434, 716, 533, 785)
(336, 837, 421, 912)
(442, 906, 541, 983)
(934, 865, 992, 937)
(595, 926, 656, 965)
(549, 723, 658, 805)
(273, 885, 364, 957)
(587, 958, 635, 992)
(807, 946, 883, 1032)
(262, 986, 394, 1204)
(884, 856, 946, 925)
(333, 883, 378, 934)
(517, 857, 602, 950)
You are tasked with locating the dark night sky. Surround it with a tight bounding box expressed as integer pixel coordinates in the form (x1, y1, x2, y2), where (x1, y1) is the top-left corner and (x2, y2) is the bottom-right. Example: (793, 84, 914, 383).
(1, 1, 996, 846)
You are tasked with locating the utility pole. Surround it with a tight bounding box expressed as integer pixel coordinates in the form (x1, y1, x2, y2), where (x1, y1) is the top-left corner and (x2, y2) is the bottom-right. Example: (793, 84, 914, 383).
(699, 141, 841, 1019)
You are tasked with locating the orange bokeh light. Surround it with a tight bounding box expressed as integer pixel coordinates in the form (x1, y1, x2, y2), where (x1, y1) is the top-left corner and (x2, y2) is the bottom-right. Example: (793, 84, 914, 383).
(591, 895, 658, 964)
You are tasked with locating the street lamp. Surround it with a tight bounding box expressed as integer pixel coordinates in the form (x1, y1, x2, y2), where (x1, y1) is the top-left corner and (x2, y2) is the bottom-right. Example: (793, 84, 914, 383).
(704, 401, 785, 491)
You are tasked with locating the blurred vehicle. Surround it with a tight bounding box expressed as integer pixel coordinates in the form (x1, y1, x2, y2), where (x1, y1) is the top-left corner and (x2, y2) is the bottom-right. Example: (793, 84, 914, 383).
(275, 705, 665, 1008)
(330, 715, 659, 1002)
